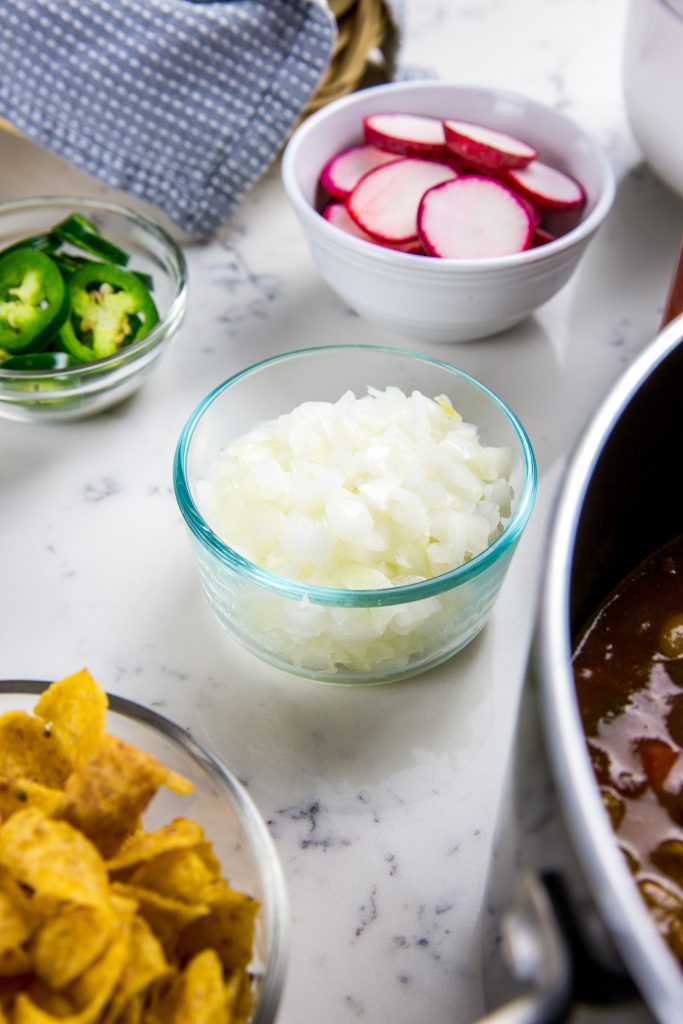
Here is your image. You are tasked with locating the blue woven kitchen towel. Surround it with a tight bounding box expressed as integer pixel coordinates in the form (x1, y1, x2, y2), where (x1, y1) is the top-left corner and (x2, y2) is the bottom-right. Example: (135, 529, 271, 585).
(0, 0, 342, 238)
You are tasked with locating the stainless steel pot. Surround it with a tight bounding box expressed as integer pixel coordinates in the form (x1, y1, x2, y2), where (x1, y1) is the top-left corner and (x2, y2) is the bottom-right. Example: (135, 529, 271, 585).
(476, 306, 683, 1023)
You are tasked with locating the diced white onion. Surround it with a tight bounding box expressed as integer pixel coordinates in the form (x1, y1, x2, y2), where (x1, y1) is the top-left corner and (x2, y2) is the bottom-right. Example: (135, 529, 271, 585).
(198, 387, 514, 675)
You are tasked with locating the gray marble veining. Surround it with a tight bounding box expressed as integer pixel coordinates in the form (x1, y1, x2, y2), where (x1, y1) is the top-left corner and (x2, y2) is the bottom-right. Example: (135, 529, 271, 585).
(1, 2, 682, 1021)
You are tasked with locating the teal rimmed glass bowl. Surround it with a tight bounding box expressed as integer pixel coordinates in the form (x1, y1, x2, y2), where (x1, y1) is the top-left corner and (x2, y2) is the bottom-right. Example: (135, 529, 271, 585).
(173, 345, 537, 684)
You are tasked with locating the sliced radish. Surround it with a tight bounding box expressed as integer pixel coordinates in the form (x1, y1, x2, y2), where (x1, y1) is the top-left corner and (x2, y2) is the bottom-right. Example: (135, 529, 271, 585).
(322, 203, 424, 254)
(347, 158, 457, 244)
(417, 176, 533, 259)
(540, 205, 584, 238)
(443, 119, 537, 171)
(515, 194, 541, 227)
(506, 160, 586, 211)
(531, 225, 556, 247)
(363, 113, 447, 158)
(320, 144, 401, 200)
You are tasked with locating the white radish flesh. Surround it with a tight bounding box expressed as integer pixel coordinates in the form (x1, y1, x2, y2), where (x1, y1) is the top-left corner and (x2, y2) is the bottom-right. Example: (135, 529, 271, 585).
(506, 160, 586, 210)
(364, 113, 447, 158)
(320, 144, 400, 200)
(418, 176, 533, 259)
(443, 119, 536, 171)
(347, 158, 457, 244)
(322, 204, 424, 254)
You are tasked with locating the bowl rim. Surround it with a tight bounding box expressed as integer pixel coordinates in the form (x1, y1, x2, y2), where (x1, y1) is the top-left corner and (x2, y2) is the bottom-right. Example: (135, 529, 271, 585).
(173, 342, 537, 607)
(658, 0, 683, 24)
(281, 80, 616, 273)
(0, 677, 290, 1024)
(0, 195, 188, 382)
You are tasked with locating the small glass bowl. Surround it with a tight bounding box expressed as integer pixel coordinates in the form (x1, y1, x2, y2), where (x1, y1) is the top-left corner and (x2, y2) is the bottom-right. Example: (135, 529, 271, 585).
(0, 196, 187, 422)
(0, 680, 289, 1024)
(174, 344, 537, 685)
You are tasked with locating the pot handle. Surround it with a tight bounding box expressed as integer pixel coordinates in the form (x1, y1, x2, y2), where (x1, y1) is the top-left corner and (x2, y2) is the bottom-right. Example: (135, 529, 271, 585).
(473, 871, 637, 1024)
(661, 235, 683, 328)
(473, 873, 572, 1024)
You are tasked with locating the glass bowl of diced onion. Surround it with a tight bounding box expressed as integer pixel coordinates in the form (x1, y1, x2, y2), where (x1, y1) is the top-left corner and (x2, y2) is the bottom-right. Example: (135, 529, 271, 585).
(173, 345, 536, 684)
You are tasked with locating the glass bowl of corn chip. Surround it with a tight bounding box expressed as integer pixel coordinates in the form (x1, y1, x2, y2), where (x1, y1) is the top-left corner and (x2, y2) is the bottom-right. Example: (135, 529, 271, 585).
(0, 671, 288, 1024)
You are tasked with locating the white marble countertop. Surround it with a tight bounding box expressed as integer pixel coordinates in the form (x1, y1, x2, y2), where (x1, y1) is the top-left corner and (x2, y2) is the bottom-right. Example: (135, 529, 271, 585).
(1, 2, 682, 1022)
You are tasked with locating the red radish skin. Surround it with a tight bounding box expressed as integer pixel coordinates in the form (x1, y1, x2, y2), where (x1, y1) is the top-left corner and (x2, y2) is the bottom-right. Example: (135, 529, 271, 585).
(531, 225, 556, 247)
(320, 145, 400, 200)
(437, 152, 471, 175)
(363, 113, 447, 159)
(515, 194, 541, 228)
(443, 119, 537, 171)
(540, 205, 584, 238)
(322, 203, 424, 254)
(506, 160, 586, 211)
(417, 176, 533, 259)
(347, 157, 458, 244)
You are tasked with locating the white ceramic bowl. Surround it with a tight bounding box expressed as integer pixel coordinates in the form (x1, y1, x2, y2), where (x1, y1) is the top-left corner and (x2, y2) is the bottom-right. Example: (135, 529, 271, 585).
(282, 82, 615, 343)
(623, 0, 683, 201)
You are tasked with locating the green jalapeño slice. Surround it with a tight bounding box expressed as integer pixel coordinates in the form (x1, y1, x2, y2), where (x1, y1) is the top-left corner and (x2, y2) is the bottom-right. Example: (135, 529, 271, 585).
(0, 249, 69, 353)
(59, 263, 159, 362)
